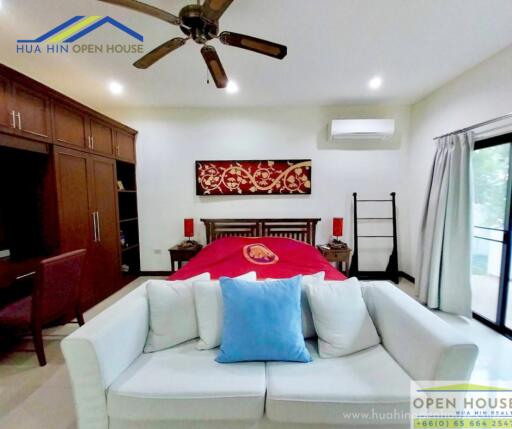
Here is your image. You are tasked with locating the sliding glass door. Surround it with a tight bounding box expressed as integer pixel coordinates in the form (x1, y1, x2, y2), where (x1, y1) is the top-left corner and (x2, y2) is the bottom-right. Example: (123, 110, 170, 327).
(472, 133, 512, 337)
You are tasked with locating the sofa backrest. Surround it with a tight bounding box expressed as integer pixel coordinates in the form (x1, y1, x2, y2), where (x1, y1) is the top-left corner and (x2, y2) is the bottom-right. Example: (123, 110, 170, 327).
(361, 282, 478, 381)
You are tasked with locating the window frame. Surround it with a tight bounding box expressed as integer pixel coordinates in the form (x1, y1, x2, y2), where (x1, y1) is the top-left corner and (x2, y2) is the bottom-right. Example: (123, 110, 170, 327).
(473, 132, 512, 339)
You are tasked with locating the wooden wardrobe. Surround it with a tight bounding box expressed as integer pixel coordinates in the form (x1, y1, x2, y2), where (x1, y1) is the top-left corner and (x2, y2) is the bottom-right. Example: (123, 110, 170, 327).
(0, 64, 140, 310)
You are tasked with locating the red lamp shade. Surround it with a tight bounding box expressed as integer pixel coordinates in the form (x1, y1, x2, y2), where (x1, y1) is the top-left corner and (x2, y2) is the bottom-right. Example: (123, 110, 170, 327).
(184, 218, 194, 238)
(333, 217, 343, 237)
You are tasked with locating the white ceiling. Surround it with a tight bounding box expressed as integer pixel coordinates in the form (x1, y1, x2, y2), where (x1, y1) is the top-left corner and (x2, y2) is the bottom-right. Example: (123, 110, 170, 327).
(1, 0, 512, 109)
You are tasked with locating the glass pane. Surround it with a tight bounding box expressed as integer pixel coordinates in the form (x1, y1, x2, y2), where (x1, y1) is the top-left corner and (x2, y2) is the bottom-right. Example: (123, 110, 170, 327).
(472, 143, 510, 230)
(471, 238, 501, 322)
(506, 289, 512, 329)
(473, 227, 504, 242)
(507, 254, 512, 330)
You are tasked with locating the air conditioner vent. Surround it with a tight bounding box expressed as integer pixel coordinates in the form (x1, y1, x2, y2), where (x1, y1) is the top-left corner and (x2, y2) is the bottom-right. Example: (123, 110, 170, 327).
(330, 119, 395, 141)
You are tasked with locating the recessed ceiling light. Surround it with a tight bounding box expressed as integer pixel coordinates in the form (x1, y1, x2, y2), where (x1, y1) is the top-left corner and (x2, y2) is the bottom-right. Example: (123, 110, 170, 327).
(108, 81, 124, 96)
(368, 76, 383, 90)
(226, 81, 239, 94)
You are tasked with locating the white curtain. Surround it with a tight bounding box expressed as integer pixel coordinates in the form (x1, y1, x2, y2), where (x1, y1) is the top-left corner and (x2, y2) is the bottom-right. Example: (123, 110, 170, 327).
(416, 132, 474, 317)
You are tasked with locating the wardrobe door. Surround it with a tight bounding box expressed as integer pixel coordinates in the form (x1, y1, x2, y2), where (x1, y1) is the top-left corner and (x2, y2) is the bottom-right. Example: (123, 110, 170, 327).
(0, 75, 16, 135)
(89, 119, 114, 156)
(53, 102, 87, 149)
(114, 129, 136, 162)
(12, 82, 52, 143)
(89, 155, 121, 300)
(53, 146, 95, 308)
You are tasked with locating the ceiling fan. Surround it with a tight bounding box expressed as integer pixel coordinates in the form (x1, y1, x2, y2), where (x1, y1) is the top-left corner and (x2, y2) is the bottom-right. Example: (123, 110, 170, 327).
(98, 0, 288, 88)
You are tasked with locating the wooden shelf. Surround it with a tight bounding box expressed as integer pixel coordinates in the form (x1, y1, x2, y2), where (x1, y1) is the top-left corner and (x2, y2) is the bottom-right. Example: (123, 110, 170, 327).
(116, 159, 139, 279)
(121, 244, 139, 253)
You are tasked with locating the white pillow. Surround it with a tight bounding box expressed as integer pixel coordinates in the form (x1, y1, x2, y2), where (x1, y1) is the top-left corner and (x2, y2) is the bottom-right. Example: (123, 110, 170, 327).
(268, 272, 325, 338)
(194, 272, 257, 350)
(144, 272, 211, 353)
(306, 278, 380, 358)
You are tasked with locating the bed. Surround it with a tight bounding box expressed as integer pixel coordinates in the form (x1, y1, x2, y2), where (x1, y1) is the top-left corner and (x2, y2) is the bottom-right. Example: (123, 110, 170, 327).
(169, 218, 346, 281)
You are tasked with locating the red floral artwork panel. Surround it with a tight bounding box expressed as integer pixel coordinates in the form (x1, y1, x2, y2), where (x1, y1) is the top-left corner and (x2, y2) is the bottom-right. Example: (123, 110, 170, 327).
(195, 160, 312, 195)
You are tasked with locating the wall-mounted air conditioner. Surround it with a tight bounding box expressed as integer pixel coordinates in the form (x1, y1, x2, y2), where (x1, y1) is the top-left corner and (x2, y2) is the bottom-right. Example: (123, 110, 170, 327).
(330, 119, 395, 140)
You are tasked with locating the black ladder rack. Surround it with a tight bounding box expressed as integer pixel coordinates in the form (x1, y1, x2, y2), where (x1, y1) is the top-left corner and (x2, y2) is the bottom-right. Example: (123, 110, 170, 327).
(349, 192, 399, 284)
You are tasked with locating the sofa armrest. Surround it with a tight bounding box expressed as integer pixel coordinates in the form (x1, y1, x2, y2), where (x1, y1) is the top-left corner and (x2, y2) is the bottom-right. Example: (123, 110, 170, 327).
(362, 282, 478, 381)
(61, 283, 149, 429)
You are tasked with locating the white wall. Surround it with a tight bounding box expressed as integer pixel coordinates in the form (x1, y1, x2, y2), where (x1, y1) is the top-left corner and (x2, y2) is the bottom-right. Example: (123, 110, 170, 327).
(406, 45, 512, 275)
(107, 105, 411, 272)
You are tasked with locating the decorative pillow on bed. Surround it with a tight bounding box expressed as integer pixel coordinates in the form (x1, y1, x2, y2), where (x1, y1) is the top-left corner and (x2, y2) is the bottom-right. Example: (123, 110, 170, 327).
(216, 276, 311, 363)
(194, 271, 257, 350)
(268, 271, 325, 339)
(306, 278, 380, 358)
(144, 272, 211, 353)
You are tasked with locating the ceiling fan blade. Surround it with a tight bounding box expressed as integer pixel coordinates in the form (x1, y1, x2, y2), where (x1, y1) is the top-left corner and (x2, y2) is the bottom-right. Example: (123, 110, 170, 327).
(201, 45, 228, 88)
(219, 31, 287, 59)
(98, 0, 180, 25)
(133, 37, 187, 69)
(201, 0, 233, 22)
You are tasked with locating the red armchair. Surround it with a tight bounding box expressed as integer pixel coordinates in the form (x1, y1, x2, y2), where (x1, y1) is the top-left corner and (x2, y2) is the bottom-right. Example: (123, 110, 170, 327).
(0, 249, 86, 366)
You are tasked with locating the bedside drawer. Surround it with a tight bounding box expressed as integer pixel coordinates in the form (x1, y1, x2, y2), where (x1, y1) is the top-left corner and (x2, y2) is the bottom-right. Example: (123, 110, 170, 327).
(332, 251, 349, 259)
(319, 248, 350, 260)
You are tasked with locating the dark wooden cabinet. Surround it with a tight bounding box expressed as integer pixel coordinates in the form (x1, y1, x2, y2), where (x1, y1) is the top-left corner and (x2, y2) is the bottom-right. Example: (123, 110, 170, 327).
(90, 119, 114, 156)
(115, 129, 136, 163)
(54, 147, 121, 307)
(0, 64, 138, 309)
(1, 64, 137, 158)
(53, 146, 96, 307)
(53, 102, 87, 149)
(89, 155, 121, 300)
(12, 82, 52, 143)
(0, 75, 15, 135)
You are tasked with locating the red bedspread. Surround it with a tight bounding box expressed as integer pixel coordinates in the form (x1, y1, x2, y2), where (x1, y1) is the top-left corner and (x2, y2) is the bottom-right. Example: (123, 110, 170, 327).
(169, 236, 346, 281)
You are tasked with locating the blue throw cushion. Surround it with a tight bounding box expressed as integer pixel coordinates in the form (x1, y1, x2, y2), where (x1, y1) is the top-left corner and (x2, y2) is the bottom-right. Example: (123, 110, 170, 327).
(216, 275, 312, 363)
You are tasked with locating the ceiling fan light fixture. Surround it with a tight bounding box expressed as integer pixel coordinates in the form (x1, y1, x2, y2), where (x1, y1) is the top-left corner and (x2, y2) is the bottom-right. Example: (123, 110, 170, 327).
(104, 0, 287, 88)
(226, 81, 239, 94)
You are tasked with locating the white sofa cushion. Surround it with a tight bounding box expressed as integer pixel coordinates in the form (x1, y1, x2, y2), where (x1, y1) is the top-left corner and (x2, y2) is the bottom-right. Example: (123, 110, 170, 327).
(107, 340, 266, 421)
(194, 272, 257, 350)
(306, 278, 380, 357)
(266, 341, 411, 425)
(268, 272, 325, 339)
(144, 273, 210, 353)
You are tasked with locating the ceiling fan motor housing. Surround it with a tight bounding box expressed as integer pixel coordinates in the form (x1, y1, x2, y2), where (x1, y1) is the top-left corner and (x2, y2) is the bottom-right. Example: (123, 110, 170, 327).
(179, 4, 219, 44)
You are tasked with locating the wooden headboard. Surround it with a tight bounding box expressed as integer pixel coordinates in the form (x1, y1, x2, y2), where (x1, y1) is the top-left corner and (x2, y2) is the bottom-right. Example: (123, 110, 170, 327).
(201, 218, 321, 246)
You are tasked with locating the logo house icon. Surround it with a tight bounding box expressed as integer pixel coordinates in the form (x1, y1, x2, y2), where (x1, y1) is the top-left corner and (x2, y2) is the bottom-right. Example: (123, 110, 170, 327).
(16, 16, 144, 55)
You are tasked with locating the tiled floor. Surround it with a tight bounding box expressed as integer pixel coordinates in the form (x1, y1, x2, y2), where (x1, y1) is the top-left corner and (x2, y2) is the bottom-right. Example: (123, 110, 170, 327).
(0, 276, 163, 429)
(0, 277, 511, 429)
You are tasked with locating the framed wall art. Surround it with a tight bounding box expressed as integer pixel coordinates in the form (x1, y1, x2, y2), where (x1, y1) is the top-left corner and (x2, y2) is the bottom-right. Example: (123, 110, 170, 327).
(195, 159, 312, 196)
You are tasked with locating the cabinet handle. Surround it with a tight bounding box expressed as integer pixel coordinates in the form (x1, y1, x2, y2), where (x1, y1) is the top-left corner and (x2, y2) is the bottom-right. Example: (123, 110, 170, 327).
(91, 136, 94, 150)
(16, 112, 21, 130)
(116, 145, 120, 156)
(10, 111, 16, 128)
(92, 212, 98, 242)
(96, 212, 101, 242)
(87, 136, 91, 149)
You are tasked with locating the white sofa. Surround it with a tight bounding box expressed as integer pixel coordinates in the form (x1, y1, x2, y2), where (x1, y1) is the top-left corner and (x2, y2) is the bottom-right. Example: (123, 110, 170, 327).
(61, 281, 478, 429)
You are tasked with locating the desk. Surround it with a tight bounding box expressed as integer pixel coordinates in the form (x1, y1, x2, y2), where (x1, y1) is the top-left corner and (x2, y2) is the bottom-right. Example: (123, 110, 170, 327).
(0, 258, 42, 307)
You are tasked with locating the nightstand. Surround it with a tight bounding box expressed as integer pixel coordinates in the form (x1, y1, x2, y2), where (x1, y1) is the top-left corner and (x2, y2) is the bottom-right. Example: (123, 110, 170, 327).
(168, 243, 203, 273)
(317, 245, 352, 276)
